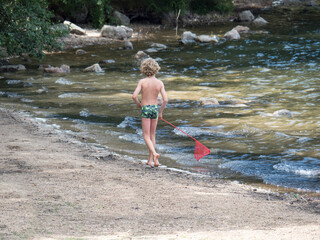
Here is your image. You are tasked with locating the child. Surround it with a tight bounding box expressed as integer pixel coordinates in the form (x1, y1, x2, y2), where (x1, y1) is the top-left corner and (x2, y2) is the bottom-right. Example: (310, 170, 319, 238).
(132, 58, 168, 167)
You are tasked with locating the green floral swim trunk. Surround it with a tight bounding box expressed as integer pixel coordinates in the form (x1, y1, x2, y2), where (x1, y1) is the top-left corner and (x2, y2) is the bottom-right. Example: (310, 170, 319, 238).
(141, 105, 159, 119)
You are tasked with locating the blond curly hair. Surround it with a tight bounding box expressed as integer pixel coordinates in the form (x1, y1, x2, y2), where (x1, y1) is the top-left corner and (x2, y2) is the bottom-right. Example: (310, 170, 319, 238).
(140, 58, 160, 77)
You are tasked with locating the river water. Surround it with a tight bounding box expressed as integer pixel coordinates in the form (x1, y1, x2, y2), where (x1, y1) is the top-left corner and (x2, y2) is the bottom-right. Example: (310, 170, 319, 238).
(1, 10, 319, 192)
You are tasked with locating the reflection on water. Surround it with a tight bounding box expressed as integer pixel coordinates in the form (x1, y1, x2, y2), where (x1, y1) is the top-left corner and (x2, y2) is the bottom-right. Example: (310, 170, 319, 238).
(1, 11, 319, 192)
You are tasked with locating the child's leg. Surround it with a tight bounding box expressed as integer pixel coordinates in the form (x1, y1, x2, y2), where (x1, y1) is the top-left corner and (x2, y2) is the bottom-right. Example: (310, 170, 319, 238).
(150, 118, 159, 166)
(142, 118, 159, 166)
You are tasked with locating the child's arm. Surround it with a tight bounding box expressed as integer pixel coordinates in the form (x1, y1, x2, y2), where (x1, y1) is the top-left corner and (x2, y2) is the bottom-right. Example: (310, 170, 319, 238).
(158, 82, 168, 119)
(132, 80, 142, 109)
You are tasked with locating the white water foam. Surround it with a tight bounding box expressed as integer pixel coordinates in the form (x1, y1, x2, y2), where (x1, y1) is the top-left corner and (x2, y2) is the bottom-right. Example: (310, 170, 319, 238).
(58, 93, 88, 98)
(55, 77, 74, 85)
(117, 116, 138, 130)
(6, 80, 21, 85)
(80, 108, 91, 117)
(273, 162, 320, 178)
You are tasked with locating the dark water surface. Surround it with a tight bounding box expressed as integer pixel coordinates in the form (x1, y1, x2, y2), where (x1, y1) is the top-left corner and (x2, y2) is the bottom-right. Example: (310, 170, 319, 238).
(1, 10, 319, 192)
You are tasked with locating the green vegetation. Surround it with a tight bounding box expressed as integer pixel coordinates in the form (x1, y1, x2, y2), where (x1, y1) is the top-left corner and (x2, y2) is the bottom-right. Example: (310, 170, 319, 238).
(0, 0, 234, 59)
(0, 0, 68, 58)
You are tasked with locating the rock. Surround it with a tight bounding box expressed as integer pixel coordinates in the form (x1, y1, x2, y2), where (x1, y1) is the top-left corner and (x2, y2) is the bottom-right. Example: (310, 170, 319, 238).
(197, 35, 219, 43)
(272, 109, 293, 117)
(101, 25, 133, 40)
(181, 31, 197, 44)
(232, 25, 250, 34)
(63, 21, 86, 35)
(121, 26, 133, 38)
(83, 63, 104, 73)
(44, 64, 70, 73)
(100, 59, 115, 64)
(134, 51, 150, 66)
(124, 41, 133, 50)
(253, 16, 268, 26)
(145, 48, 159, 53)
(239, 10, 255, 22)
(200, 98, 219, 106)
(224, 29, 240, 40)
(113, 11, 130, 25)
(150, 43, 167, 49)
(0, 64, 26, 72)
(76, 49, 87, 55)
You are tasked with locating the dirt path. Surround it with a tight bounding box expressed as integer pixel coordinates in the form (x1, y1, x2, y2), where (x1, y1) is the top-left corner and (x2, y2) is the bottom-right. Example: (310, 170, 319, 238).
(0, 107, 319, 240)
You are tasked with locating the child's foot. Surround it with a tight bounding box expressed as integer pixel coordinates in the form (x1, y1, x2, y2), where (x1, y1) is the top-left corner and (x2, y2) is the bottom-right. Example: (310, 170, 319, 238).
(146, 160, 152, 167)
(153, 153, 160, 167)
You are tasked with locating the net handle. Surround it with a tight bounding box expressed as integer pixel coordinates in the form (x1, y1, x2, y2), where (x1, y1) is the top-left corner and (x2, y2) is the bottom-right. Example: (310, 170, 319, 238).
(160, 118, 197, 142)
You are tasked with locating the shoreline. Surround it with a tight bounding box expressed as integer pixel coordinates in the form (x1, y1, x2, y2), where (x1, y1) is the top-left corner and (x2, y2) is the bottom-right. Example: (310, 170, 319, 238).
(1, 105, 320, 239)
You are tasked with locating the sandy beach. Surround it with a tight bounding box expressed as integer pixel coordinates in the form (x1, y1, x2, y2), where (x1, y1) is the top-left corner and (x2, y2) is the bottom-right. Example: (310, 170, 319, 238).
(0, 106, 319, 240)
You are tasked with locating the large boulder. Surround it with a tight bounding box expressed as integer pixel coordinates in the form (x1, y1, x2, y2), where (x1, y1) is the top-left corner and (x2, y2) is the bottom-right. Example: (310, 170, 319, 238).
(101, 25, 133, 40)
(63, 21, 86, 35)
(232, 25, 250, 34)
(224, 29, 240, 40)
(253, 16, 268, 26)
(239, 10, 255, 22)
(181, 31, 197, 44)
(113, 11, 130, 25)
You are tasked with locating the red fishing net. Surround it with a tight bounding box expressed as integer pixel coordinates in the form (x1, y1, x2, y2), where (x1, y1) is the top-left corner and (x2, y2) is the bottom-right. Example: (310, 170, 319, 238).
(161, 118, 211, 161)
(194, 140, 211, 161)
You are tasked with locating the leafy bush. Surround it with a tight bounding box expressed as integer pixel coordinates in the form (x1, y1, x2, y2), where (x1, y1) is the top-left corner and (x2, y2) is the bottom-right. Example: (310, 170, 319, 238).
(0, 0, 68, 58)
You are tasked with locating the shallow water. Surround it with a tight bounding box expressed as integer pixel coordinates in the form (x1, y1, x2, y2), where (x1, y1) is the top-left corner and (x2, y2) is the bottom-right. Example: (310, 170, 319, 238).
(1, 10, 320, 192)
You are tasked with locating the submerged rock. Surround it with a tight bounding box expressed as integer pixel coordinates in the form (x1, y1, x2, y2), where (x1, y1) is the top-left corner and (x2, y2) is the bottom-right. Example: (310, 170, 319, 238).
(272, 109, 293, 117)
(0, 64, 26, 72)
(150, 43, 168, 49)
(75, 49, 87, 55)
(44, 64, 70, 73)
(200, 98, 220, 106)
(224, 29, 240, 40)
(145, 48, 159, 53)
(100, 59, 115, 64)
(83, 63, 104, 73)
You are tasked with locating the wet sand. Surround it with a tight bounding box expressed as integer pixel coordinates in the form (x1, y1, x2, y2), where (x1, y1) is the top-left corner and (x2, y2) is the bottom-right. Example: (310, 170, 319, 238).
(0, 106, 320, 240)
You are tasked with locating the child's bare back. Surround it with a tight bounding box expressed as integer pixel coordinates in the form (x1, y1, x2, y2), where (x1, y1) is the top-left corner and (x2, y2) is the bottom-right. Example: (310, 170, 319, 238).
(139, 76, 164, 106)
